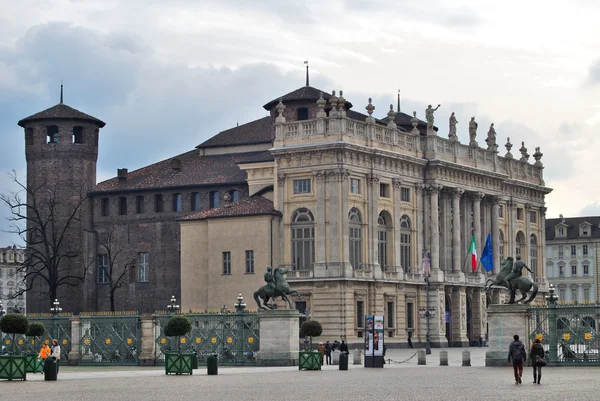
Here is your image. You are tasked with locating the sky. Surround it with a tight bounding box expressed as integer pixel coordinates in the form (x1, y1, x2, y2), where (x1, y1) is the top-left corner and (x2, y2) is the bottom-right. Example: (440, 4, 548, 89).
(1, 0, 600, 245)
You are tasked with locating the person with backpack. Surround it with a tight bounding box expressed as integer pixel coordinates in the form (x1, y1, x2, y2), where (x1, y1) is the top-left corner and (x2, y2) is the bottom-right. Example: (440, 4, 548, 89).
(508, 334, 527, 384)
(530, 338, 545, 384)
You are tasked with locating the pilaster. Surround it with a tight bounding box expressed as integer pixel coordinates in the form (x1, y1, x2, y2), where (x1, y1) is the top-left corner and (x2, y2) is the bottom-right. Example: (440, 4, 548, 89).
(277, 173, 286, 265)
(327, 170, 340, 263)
(491, 196, 500, 274)
(451, 188, 464, 274)
(471, 192, 484, 273)
(524, 203, 531, 265)
(450, 287, 469, 346)
(429, 184, 443, 281)
(415, 184, 425, 268)
(367, 174, 381, 277)
(314, 171, 327, 264)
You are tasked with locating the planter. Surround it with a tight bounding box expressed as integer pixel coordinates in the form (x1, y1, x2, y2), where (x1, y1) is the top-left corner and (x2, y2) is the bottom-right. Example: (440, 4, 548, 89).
(25, 354, 44, 374)
(298, 351, 321, 371)
(0, 355, 27, 381)
(165, 352, 194, 375)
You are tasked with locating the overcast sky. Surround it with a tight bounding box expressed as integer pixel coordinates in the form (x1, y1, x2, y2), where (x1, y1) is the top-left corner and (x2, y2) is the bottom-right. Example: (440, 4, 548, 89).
(1, 0, 600, 245)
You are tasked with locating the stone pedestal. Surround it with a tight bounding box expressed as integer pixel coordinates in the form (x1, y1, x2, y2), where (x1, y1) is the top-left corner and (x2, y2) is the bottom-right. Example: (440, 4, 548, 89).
(257, 309, 300, 366)
(485, 304, 529, 366)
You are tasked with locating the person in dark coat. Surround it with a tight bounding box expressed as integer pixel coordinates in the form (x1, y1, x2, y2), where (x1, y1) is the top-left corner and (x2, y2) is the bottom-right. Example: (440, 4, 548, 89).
(332, 340, 340, 352)
(339, 340, 349, 354)
(508, 334, 527, 384)
(324, 341, 332, 365)
(530, 338, 545, 384)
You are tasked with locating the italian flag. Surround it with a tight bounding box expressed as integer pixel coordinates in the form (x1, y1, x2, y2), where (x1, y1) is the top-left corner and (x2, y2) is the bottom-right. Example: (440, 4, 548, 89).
(469, 235, 477, 272)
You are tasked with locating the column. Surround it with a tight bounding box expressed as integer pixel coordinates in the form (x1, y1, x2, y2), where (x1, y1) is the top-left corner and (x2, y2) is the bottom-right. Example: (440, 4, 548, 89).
(491, 196, 500, 274)
(509, 200, 517, 257)
(540, 206, 547, 287)
(340, 169, 351, 275)
(452, 188, 464, 273)
(524, 203, 531, 265)
(472, 192, 484, 273)
(327, 170, 340, 262)
(367, 174, 381, 277)
(415, 184, 425, 266)
(429, 184, 442, 276)
(392, 179, 402, 273)
(314, 171, 326, 264)
(277, 173, 286, 265)
(439, 192, 451, 271)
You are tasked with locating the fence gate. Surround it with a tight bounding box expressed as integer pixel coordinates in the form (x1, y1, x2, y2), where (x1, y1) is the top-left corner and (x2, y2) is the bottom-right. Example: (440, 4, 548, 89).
(154, 311, 260, 366)
(78, 312, 140, 365)
(527, 304, 600, 366)
(1, 313, 72, 363)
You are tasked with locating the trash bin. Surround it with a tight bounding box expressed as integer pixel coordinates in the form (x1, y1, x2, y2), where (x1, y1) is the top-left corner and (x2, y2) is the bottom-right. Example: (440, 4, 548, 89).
(207, 354, 218, 375)
(339, 352, 348, 371)
(44, 356, 58, 381)
(192, 353, 198, 370)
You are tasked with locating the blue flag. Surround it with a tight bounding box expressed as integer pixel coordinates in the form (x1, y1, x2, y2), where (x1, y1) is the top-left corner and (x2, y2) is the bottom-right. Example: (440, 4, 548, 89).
(481, 234, 493, 272)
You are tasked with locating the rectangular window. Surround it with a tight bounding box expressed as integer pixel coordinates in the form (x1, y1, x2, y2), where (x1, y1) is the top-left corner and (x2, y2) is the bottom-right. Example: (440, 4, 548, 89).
(172, 193, 182, 212)
(245, 250, 254, 274)
(379, 183, 390, 198)
(119, 197, 127, 215)
(571, 245, 576, 257)
(387, 301, 394, 328)
(517, 208, 524, 221)
(583, 245, 589, 256)
(191, 192, 200, 211)
(498, 205, 504, 219)
(222, 252, 231, 275)
(138, 252, 149, 282)
(559, 289, 565, 301)
(583, 289, 590, 303)
(98, 254, 109, 284)
(400, 233, 411, 273)
(559, 266, 564, 277)
(154, 194, 163, 213)
(571, 288, 578, 302)
(571, 265, 577, 276)
(350, 178, 360, 194)
(406, 302, 414, 329)
(295, 300, 307, 315)
(101, 198, 110, 217)
(558, 228, 564, 237)
(558, 246, 564, 258)
(356, 300, 364, 328)
(584, 264, 589, 276)
(293, 179, 311, 194)
(136, 196, 145, 214)
(401, 187, 410, 202)
(209, 191, 219, 208)
(529, 211, 537, 223)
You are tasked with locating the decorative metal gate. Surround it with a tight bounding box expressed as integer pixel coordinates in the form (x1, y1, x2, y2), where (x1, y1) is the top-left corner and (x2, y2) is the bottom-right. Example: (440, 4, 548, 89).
(154, 311, 259, 366)
(527, 304, 600, 365)
(78, 311, 140, 365)
(1, 313, 72, 363)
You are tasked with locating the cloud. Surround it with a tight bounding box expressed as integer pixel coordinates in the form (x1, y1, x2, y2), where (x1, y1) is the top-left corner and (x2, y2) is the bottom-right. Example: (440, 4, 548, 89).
(579, 201, 600, 217)
(586, 58, 600, 85)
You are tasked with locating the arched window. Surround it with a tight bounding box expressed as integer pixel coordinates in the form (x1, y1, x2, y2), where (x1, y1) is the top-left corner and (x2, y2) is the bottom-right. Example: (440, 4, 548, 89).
(291, 208, 315, 270)
(499, 229, 505, 266)
(530, 234, 538, 281)
(47, 125, 59, 143)
(297, 107, 309, 121)
(378, 212, 392, 270)
(400, 215, 411, 273)
(349, 208, 363, 269)
(210, 191, 220, 208)
(516, 231, 525, 259)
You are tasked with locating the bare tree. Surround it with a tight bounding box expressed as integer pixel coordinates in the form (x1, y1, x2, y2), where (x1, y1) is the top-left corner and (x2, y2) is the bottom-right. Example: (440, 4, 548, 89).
(0, 171, 91, 309)
(95, 225, 135, 311)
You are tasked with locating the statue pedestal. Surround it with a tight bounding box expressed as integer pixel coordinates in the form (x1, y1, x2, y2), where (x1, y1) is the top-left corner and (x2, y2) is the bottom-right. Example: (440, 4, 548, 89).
(257, 309, 300, 366)
(485, 304, 529, 366)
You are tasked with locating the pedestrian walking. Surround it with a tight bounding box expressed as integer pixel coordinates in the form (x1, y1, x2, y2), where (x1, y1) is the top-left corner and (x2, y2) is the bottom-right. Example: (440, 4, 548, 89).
(324, 341, 332, 365)
(51, 339, 62, 374)
(508, 334, 526, 384)
(317, 342, 325, 366)
(407, 331, 413, 349)
(530, 338, 545, 384)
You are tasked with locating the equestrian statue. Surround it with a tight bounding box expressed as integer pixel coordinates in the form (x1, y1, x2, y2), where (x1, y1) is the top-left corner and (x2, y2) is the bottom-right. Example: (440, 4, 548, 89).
(254, 266, 301, 310)
(484, 255, 539, 304)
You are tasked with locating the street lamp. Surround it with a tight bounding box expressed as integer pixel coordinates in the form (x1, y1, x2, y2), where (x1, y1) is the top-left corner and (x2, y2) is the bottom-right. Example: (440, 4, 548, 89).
(166, 295, 180, 315)
(234, 294, 246, 314)
(545, 284, 559, 365)
(545, 284, 559, 305)
(0, 301, 5, 318)
(50, 299, 62, 339)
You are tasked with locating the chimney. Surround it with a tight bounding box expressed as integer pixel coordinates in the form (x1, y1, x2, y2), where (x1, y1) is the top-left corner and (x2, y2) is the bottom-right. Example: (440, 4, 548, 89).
(117, 168, 128, 181)
(170, 158, 181, 172)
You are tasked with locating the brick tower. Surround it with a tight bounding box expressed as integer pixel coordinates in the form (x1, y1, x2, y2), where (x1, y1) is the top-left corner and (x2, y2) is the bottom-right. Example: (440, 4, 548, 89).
(17, 87, 105, 313)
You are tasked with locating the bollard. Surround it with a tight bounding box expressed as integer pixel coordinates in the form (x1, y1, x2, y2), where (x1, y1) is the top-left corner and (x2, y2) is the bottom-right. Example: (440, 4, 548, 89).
(439, 349, 448, 366)
(417, 348, 427, 365)
(207, 354, 218, 375)
(462, 349, 471, 367)
(339, 352, 348, 371)
(353, 348, 362, 365)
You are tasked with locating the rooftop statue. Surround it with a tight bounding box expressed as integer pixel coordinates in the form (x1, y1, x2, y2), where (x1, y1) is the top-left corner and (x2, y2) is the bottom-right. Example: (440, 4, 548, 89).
(484, 256, 538, 304)
(469, 117, 478, 146)
(254, 266, 301, 310)
(449, 112, 458, 140)
(425, 104, 441, 131)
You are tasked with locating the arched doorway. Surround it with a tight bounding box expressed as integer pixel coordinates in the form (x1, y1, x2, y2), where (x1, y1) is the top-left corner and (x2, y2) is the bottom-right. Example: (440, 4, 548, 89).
(516, 231, 526, 259)
(445, 295, 452, 344)
(466, 295, 472, 345)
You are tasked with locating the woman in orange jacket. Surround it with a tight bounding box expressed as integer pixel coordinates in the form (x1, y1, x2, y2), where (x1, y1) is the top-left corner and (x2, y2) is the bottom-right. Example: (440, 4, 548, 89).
(38, 343, 51, 360)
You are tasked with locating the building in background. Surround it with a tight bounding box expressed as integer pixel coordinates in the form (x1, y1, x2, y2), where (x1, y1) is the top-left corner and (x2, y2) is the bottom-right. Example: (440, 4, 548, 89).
(545, 215, 599, 304)
(0, 246, 26, 314)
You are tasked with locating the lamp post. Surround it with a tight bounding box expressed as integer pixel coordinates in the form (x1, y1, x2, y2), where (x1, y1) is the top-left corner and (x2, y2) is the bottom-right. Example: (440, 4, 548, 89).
(545, 284, 559, 365)
(425, 275, 432, 355)
(0, 300, 5, 317)
(234, 294, 246, 362)
(50, 298, 62, 339)
(234, 294, 246, 315)
(166, 295, 180, 315)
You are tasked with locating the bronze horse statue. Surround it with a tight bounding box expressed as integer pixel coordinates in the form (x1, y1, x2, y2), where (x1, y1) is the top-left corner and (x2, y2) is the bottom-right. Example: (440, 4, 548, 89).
(253, 267, 301, 310)
(484, 257, 539, 304)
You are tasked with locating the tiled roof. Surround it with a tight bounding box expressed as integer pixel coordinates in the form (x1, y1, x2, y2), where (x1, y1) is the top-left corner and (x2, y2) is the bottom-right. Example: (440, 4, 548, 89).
(197, 117, 273, 149)
(92, 150, 273, 193)
(180, 196, 281, 221)
(18, 103, 106, 128)
(546, 216, 600, 240)
(263, 85, 353, 110)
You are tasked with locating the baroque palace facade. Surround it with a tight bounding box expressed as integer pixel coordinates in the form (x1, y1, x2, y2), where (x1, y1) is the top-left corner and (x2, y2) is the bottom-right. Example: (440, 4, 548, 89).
(19, 82, 551, 347)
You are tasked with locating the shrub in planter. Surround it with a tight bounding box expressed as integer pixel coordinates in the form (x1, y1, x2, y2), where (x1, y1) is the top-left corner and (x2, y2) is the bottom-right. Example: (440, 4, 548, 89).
(0, 314, 29, 380)
(164, 316, 193, 375)
(0, 314, 29, 355)
(299, 320, 323, 371)
(300, 320, 322, 350)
